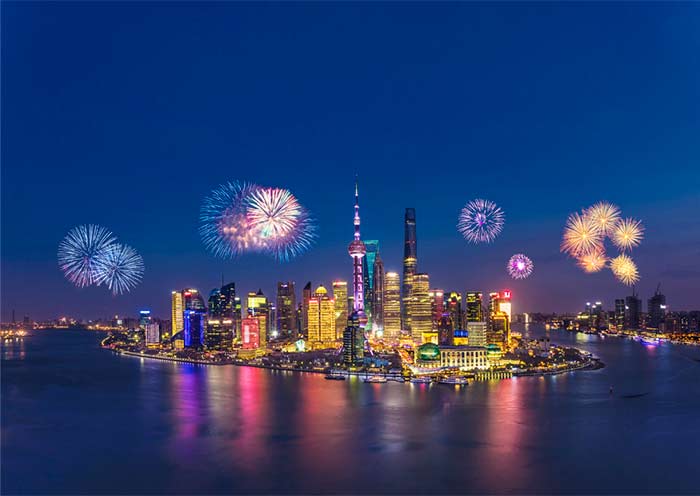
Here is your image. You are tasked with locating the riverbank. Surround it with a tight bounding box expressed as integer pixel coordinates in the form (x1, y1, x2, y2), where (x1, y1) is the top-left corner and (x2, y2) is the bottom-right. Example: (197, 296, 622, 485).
(107, 345, 603, 380)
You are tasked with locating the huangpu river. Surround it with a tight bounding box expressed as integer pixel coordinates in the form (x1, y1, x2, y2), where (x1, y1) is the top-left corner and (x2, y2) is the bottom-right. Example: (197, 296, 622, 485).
(3, 327, 700, 494)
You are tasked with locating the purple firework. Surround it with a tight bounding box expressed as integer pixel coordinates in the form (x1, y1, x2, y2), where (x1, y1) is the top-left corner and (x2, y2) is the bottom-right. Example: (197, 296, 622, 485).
(457, 199, 505, 243)
(507, 253, 534, 279)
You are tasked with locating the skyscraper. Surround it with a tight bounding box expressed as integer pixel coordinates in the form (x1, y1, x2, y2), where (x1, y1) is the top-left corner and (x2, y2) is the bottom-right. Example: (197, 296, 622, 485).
(446, 292, 463, 330)
(429, 289, 445, 329)
(301, 282, 312, 338)
(402, 208, 417, 332)
(343, 310, 364, 367)
(372, 254, 384, 334)
(170, 291, 184, 339)
(465, 292, 483, 323)
(308, 285, 336, 346)
(467, 321, 488, 347)
(648, 286, 666, 330)
(184, 308, 206, 349)
(614, 299, 626, 330)
(138, 310, 152, 330)
(625, 291, 642, 330)
(241, 312, 260, 350)
(348, 179, 367, 325)
(383, 271, 401, 339)
(333, 280, 348, 340)
(220, 282, 241, 340)
(488, 291, 511, 350)
(247, 290, 269, 347)
(411, 273, 432, 342)
(276, 281, 296, 339)
(363, 240, 379, 325)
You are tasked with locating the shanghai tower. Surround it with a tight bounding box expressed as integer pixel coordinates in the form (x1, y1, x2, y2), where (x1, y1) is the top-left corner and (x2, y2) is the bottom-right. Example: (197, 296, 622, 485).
(402, 208, 417, 332)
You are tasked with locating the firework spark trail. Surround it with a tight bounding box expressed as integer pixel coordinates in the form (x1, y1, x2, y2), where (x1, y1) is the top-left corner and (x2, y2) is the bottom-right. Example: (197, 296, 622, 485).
(576, 250, 608, 273)
(246, 187, 302, 240)
(611, 217, 644, 251)
(94, 243, 145, 295)
(266, 210, 317, 262)
(610, 253, 640, 286)
(200, 182, 317, 261)
(560, 212, 603, 257)
(457, 199, 505, 243)
(507, 254, 534, 279)
(584, 201, 621, 235)
(58, 224, 117, 288)
(199, 182, 266, 258)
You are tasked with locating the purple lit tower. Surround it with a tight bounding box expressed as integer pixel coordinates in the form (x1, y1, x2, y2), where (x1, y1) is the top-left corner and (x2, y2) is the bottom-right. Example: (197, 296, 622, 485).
(348, 179, 367, 327)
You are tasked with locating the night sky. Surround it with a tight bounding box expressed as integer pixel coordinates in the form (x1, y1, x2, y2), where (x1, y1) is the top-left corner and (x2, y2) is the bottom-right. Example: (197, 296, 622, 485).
(2, 2, 699, 321)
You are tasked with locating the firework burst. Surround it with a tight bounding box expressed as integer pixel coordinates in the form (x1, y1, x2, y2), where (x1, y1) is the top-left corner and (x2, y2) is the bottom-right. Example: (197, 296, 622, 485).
(199, 182, 267, 258)
(611, 217, 644, 251)
(94, 243, 145, 295)
(199, 182, 316, 261)
(609, 254, 640, 286)
(561, 212, 603, 257)
(576, 250, 608, 273)
(584, 201, 621, 235)
(457, 199, 505, 243)
(58, 224, 117, 288)
(507, 253, 534, 279)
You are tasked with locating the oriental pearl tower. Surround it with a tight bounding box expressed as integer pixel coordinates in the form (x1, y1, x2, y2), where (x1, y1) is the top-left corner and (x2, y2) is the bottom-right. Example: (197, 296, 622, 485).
(348, 179, 367, 328)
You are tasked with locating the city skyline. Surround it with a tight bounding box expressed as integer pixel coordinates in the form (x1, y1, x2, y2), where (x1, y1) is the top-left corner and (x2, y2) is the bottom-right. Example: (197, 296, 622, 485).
(3, 2, 700, 321)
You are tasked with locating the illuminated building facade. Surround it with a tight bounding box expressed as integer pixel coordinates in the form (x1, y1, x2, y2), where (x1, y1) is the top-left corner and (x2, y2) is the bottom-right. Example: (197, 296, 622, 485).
(145, 323, 160, 347)
(276, 281, 296, 339)
(333, 280, 348, 339)
(363, 240, 379, 326)
(184, 308, 206, 349)
(205, 317, 233, 350)
(429, 289, 445, 329)
(308, 285, 336, 346)
(138, 310, 152, 330)
(301, 282, 312, 337)
(348, 180, 367, 325)
(411, 273, 432, 342)
(383, 271, 401, 339)
(343, 311, 364, 367)
(402, 208, 417, 332)
(437, 315, 453, 346)
(241, 313, 260, 350)
(488, 291, 511, 351)
(465, 291, 483, 323)
(219, 282, 241, 340)
(170, 291, 184, 339)
(446, 292, 463, 330)
(247, 290, 269, 347)
(372, 254, 384, 334)
(614, 299, 625, 330)
(413, 343, 489, 371)
(467, 321, 487, 347)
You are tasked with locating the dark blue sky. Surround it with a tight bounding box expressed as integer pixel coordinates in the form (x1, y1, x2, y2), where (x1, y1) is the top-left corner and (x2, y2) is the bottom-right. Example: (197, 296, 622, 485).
(2, 2, 699, 321)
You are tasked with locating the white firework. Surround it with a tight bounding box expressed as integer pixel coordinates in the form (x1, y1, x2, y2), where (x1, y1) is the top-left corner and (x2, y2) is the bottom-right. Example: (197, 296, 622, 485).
(58, 224, 116, 288)
(94, 243, 144, 295)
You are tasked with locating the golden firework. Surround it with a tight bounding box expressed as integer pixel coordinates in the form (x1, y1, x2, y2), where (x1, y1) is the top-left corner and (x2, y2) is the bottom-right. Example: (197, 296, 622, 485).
(611, 217, 644, 251)
(610, 254, 640, 286)
(561, 212, 603, 257)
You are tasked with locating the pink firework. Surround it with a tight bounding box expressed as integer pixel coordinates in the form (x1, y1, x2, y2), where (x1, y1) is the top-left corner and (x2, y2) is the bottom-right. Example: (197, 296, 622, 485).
(507, 253, 534, 279)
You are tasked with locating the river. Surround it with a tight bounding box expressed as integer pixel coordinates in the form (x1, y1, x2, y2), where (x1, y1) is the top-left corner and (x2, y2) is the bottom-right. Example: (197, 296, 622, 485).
(2, 327, 700, 494)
